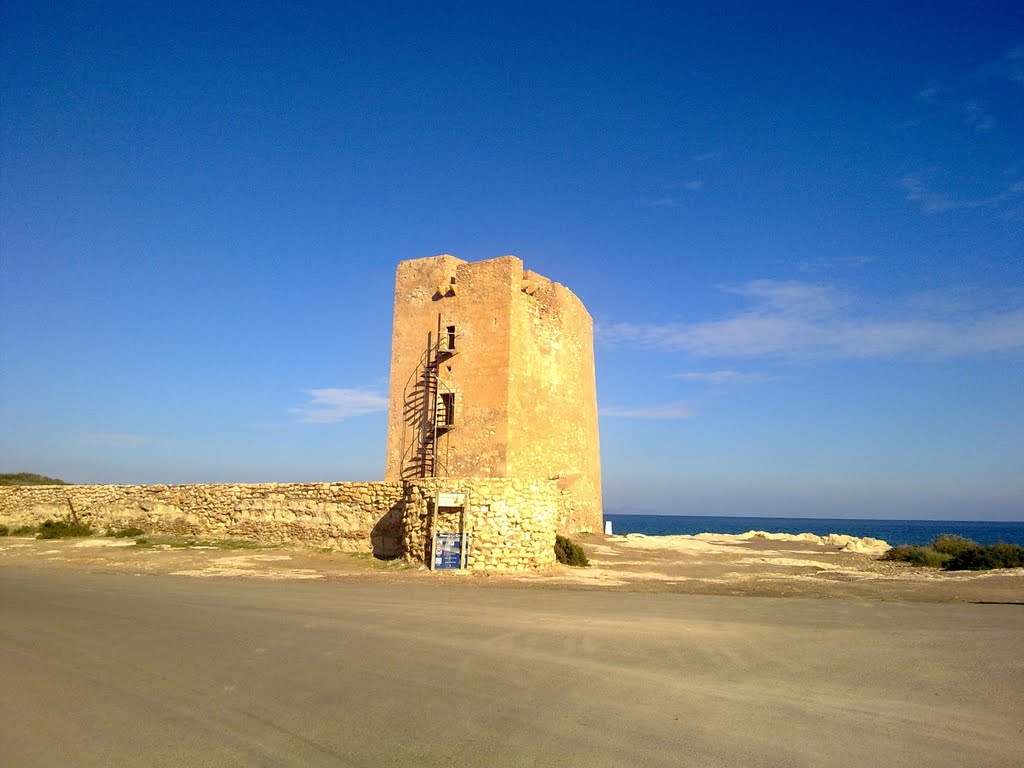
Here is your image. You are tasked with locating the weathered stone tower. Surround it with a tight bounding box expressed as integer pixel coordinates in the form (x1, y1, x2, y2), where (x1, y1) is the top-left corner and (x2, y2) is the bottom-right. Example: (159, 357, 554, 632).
(385, 254, 602, 533)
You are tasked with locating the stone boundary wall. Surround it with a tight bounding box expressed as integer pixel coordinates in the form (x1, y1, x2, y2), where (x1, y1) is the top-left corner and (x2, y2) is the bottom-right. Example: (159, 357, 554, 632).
(0, 478, 566, 570)
(401, 477, 559, 571)
(0, 483, 406, 557)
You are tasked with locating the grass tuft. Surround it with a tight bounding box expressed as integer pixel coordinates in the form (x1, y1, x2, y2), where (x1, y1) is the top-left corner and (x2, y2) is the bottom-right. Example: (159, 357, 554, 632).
(36, 519, 94, 539)
(130, 535, 266, 550)
(910, 549, 952, 568)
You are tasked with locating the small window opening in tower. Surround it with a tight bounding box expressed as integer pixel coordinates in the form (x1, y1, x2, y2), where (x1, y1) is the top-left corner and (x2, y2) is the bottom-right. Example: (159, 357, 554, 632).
(446, 325, 456, 351)
(439, 392, 456, 427)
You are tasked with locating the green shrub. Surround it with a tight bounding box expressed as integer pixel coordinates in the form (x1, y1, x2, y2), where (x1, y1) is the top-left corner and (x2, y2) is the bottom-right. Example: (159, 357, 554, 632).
(0, 524, 8, 536)
(885, 538, 1024, 571)
(0, 472, 68, 486)
(881, 545, 918, 562)
(11, 525, 38, 536)
(105, 526, 145, 538)
(987, 543, 1024, 569)
(36, 519, 94, 539)
(880, 544, 950, 568)
(555, 535, 589, 567)
(944, 547, 1001, 571)
(931, 534, 978, 557)
(944, 542, 1024, 571)
(908, 548, 952, 568)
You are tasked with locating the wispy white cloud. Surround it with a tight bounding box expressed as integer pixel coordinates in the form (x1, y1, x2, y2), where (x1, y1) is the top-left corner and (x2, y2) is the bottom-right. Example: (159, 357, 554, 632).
(644, 195, 684, 208)
(906, 46, 1023, 215)
(917, 83, 940, 103)
(795, 254, 875, 273)
(1004, 42, 1024, 82)
(724, 279, 846, 316)
(900, 174, 957, 213)
(963, 100, 996, 132)
(645, 179, 704, 207)
(291, 388, 388, 424)
(600, 401, 696, 420)
(79, 433, 155, 447)
(598, 280, 1024, 361)
(670, 370, 770, 385)
(920, 42, 1024, 97)
(644, 153, 717, 207)
(900, 173, 1024, 214)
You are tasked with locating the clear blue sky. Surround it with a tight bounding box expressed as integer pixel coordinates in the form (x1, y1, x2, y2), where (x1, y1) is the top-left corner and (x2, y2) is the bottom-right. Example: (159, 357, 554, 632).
(2, 2, 1022, 520)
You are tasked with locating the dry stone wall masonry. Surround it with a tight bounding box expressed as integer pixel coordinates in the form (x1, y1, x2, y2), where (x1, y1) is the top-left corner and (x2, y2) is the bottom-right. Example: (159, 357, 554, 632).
(0, 482, 405, 557)
(0, 479, 566, 570)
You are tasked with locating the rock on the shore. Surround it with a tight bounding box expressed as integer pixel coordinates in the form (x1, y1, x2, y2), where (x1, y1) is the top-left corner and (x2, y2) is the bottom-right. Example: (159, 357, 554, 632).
(824, 534, 890, 554)
(614, 530, 892, 557)
(739, 530, 890, 555)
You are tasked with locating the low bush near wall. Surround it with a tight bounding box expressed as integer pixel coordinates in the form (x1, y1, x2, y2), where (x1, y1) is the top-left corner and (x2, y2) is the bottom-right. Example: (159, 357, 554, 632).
(881, 536, 1024, 571)
(0, 472, 68, 486)
(555, 535, 589, 567)
(11, 525, 37, 536)
(36, 519, 94, 539)
(944, 542, 1024, 571)
(930, 534, 977, 558)
(105, 526, 145, 538)
(0, 524, 8, 536)
(881, 545, 951, 568)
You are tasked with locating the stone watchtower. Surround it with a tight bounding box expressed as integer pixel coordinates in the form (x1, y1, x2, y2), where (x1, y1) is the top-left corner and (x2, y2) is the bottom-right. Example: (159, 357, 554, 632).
(384, 254, 602, 533)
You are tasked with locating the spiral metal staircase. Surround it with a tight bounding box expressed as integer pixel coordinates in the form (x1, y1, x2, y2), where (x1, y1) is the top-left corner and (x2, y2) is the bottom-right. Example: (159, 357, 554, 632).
(399, 321, 457, 480)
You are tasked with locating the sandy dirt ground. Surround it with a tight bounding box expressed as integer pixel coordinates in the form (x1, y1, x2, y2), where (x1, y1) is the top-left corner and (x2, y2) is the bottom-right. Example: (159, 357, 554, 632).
(3, 534, 1023, 766)
(2, 531, 1021, 603)
(4, 569, 1022, 767)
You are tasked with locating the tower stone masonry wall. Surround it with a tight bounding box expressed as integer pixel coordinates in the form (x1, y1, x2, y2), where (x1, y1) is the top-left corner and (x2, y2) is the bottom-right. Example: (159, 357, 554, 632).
(385, 254, 602, 534)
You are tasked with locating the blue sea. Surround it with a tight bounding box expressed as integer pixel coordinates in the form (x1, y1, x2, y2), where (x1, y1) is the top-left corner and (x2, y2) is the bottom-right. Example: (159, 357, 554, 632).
(603, 514, 1024, 547)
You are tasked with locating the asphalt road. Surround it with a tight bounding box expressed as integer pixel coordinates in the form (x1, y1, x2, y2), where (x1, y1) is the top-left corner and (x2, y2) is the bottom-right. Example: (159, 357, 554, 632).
(1, 569, 1021, 767)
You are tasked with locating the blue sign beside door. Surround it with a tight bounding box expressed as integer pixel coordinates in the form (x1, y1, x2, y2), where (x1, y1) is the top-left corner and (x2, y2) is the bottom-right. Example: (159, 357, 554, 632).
(434, 532, 463, 569)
